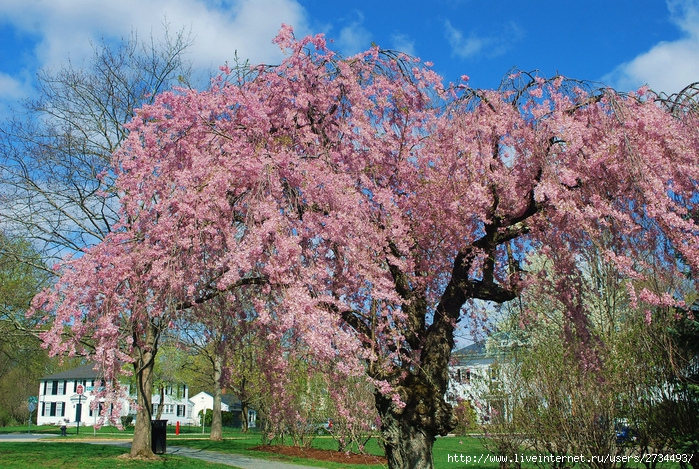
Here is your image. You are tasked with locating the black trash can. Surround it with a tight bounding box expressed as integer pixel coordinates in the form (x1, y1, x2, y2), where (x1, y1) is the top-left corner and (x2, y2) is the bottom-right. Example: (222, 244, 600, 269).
(151, 420, 168, 454)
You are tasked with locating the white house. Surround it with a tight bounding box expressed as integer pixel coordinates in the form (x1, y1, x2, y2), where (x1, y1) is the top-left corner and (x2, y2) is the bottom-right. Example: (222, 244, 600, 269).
(37, 363, 128, 427)
(190, 391, 256, 428)
(447, 341, 503, 423)
(448, 334, 522, 424)
(150, 384, 196, 426)
(38, 363, 195, 427)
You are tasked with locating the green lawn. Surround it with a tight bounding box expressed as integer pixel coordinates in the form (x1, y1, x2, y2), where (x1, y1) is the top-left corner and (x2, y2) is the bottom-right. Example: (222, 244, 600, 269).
(0, 425, 494, 469)
(2, 426, 683, 469)
(0, 442, 241, 469)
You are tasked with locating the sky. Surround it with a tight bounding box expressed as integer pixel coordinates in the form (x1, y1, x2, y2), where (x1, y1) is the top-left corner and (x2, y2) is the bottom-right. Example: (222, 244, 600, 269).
(1, 0, 699, 115)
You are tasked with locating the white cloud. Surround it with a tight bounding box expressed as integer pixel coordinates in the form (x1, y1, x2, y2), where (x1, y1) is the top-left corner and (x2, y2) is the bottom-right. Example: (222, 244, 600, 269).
(0, 70, 33, 116)
(390, 33, 417, 57)
(0, 72, 28, 99)
(335, 12, 372, 56)
(603, 0, 699, 94)
(0, 0, 310, 95)
(444, 20, 484, 59)
(444, 20, 521, 60)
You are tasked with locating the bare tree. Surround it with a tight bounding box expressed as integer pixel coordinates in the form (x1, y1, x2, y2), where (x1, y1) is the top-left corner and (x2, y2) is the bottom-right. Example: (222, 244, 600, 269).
(0, 25, 193, 261)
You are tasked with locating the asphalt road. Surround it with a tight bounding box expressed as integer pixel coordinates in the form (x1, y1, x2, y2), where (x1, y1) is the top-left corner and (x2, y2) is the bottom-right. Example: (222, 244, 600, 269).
(0, 433, 53, 442)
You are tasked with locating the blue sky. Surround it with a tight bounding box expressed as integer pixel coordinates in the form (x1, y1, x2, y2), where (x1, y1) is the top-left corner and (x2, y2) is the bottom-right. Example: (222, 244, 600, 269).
(1, 0, 699, 114)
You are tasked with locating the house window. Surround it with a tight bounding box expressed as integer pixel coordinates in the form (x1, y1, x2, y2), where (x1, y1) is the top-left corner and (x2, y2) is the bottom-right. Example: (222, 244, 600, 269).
(177, 405, 185, 417)
(49, 381, 68, 395)
(164, 404, 174, 414)
(152, 404, 158, 415)
(90, 403, 103, 417)
(455, 369, 471, 384)
(73, 379, 86, 392)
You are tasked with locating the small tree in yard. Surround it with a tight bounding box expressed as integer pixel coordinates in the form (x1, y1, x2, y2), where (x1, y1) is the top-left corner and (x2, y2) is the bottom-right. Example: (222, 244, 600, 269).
(175, 295, 242, 441)
(327, 375, 379, 454)
(30, 26, 699, 469)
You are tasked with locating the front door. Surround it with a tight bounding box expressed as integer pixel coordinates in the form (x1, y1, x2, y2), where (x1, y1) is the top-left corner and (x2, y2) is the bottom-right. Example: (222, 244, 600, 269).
(75, 402, 82, 423)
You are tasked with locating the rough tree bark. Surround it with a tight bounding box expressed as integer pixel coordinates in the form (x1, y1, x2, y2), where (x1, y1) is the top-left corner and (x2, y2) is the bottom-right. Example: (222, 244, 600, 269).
(210, 354, 224, 441)
(130, 321, 159, 459)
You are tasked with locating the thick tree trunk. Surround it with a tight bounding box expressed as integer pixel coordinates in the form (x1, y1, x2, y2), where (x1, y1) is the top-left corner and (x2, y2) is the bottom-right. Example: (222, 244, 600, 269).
(367, 193, 528, 467)
(210, 354, 223, 441)
(373, 235, 517, 468)
(131, 352, 156, 458)
(375, 375, 456, 469)
(130, 320, 160, 459)
(382, 419, 435, 469)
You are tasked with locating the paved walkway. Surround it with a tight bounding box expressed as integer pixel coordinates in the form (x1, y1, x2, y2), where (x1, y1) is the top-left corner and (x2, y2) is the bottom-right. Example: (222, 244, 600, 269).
(0, 434, 52, 442)
(168, 446, 321, 469)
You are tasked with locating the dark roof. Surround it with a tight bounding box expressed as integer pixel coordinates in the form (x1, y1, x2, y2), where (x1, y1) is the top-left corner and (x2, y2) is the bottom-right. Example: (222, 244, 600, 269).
(221, 394, 242, 409)
(454, 342, 486, 356)
(40, 363, 104, 381)
(453, 342, 495, 367)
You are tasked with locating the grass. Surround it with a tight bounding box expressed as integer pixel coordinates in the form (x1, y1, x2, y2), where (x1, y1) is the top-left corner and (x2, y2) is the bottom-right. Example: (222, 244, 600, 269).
(2, 426, 683, 469)
(434, 436, 493, 469)
(0, 426, 574, 469)
(0, 442, 242, 469)
(1, 425, 491, 468)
